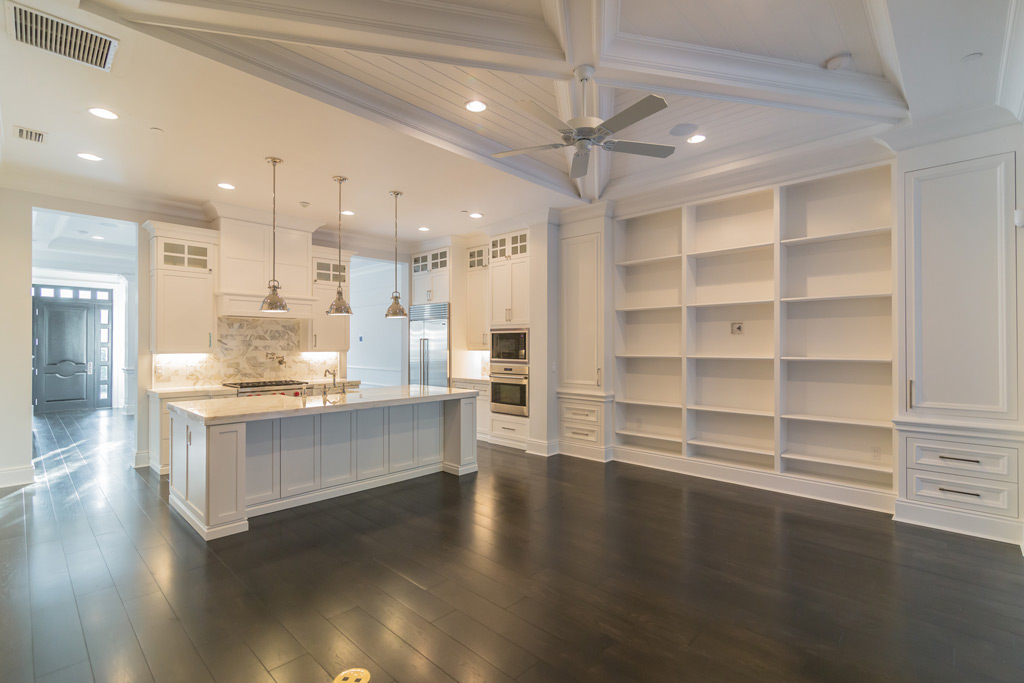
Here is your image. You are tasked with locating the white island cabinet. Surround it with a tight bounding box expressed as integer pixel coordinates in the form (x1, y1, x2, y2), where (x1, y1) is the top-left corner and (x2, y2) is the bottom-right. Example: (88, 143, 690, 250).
(167, 386, 478, 540)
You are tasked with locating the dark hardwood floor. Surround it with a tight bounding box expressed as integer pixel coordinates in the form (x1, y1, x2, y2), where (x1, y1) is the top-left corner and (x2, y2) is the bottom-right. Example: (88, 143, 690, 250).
(2, 410, 1024, 682)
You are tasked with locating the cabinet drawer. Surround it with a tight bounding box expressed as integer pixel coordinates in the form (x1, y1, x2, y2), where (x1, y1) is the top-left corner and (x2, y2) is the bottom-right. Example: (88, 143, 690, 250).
(453, 380, 490, 399)
(491, 415, 528, 439)
(908, 437, 1017, 482)
(560, 401, 601, 424)
(907, 469, 1019, 518)
(561, 422, 599, 443)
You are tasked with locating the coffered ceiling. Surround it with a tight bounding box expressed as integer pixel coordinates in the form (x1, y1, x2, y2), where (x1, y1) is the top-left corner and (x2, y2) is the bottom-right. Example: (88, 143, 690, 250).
(1, 0, 1021, 240)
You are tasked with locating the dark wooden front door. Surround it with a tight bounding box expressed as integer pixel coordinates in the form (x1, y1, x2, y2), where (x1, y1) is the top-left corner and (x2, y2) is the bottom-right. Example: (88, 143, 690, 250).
(33, 285, 114, 413)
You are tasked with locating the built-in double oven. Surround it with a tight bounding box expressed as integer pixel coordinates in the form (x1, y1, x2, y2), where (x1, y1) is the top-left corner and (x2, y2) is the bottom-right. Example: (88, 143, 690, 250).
(490, 329, 528, 417)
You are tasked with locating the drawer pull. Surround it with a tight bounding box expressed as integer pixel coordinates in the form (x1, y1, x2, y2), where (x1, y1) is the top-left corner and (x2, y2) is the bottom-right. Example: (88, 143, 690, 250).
(938, 487, 982, 498)
(501, 426, 516, 431)
(571, 430, 590, 437)
(570, 411, 589, 417)
(938, 455, 982, 464)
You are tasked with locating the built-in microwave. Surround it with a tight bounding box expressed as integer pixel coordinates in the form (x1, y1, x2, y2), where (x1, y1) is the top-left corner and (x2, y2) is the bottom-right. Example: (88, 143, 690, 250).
(491, 329, 528, 364)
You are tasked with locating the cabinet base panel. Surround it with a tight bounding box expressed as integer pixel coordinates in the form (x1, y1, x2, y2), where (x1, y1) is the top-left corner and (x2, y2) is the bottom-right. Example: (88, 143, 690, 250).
(443, 462, 478, 475)
(133, 449, 150, 469)
(526, 439, 560, 457)
(608, 445, 896, 513)
(170, 493, 249, 540)
(484, 433, 529, 451)
(894, 499, 1024, 552)
(559, 440, 613, 462)
(149, 450, 169, 476)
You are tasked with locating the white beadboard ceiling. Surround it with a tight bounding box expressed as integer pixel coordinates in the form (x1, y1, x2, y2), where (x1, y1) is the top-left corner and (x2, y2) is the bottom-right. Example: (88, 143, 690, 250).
(617, 0, 886, 76)
(0, 0, 1019, 221)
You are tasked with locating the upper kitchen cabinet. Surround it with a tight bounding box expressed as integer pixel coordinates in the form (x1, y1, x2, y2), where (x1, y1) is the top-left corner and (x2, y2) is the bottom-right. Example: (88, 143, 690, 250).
(411, 247, 450, 305)
(904, 152, 1018, 422)
(466, 245, 489, 350)
(305, 246, 352, 353)
(489, 230, 529, 327)
(215, 214, 316, 318)
(144, 222, 218, 354)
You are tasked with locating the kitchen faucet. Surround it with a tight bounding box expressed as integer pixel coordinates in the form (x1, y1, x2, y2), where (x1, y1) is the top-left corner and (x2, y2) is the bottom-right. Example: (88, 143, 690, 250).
(324, 368, 337, 387)
(323, 368, 345, 400)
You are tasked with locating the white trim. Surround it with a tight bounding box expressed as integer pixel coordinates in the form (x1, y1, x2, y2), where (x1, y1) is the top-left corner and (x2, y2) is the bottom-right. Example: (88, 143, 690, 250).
(133, 449, 149, 469)
(170, 494, 249, 540)
(894, 499, 1024, 551)
(525, 438, 559, 457)
(559, 441, 613, 462)
(486, 433, 529, 450)
(0, 465, 34, 488)
(142, 221, 219, 243)
(149, 450, 169, 476)
(442, 462, 479, 475)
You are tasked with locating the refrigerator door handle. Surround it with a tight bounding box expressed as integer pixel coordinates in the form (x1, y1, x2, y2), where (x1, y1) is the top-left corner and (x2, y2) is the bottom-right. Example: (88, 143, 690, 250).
(423, 337, 429, 384)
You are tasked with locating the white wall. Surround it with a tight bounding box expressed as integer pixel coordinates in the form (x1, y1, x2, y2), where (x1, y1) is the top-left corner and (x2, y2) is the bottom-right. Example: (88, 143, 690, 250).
(346, 256, 409, 387)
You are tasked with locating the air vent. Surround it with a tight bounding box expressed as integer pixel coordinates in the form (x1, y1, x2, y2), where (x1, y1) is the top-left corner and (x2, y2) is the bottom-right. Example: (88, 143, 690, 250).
(6, 2, 118, 71)
(16, 126, 46, 143)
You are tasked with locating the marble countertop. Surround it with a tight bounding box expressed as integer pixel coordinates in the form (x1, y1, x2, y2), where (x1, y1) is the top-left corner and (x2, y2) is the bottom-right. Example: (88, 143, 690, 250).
(168, 385, 478, 426)
(149, 379, 360, 399)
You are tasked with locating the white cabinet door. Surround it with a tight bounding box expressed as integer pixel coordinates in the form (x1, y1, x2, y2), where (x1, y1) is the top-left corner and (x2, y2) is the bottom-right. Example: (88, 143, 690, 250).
(310, 285, 350, 352)
(280, 415, 320, 497)
(219, 219, 269, 294)
(356, 408, 387, 479)
(508, 258, 530, 326)
(388, 405, 417, 472)
(489, 259, 512, 326)
(430, 270, 450, 303)
(412, 273, 431, 306)
(245, 420, 280, 506)
(905, 153, 1018, 421)
(466, 268, 488, 350)
(415, 402, 443, 465)
(561, 233, 602, 388)
(321, 412, 355, 487)
(276, 227, 312, 299)
(153, 269, 214, 353)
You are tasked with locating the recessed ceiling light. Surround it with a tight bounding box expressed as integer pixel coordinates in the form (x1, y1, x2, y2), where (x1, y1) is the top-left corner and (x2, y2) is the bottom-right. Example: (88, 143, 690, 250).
(88, 108, 118, 120)
(961, 52, 983, 63)
(419, 226, 430, 232)
(77, 153, 103, 161)
(341, 210, 354, 216)
(468, 212, 483, 218)
(465, 100, 487, 113)
(686, 134, 706, 144)
(91, 235, 104, 240)
(217, 183, 235, 190)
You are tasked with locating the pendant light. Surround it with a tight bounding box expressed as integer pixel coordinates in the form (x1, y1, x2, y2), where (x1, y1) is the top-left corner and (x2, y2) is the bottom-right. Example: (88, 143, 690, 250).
(326, 175, 353, 316)
(384, 190, 407, 319)
(260, 157, 289, 313)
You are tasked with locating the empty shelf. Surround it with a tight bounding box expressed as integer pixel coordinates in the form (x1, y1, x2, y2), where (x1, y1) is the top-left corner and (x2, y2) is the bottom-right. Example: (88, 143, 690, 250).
(688, 354, 773, 360)
(615, 429, 684, 443)
(781, 293, 891, 303)
(781, 451, 893, 473)
(686, 242, 773, 258)
(782, 413, 891, 429)
(781, 226, 891, 247)
(781, 356, 892, 364)
(615, 253, 683, 267)
(688, 298, 774, 308)
(617, 398, 684, 408)
(616, 304, 683, 312)
(687, 404, 773, 417)
(686, 439, 774, 456)
(615, 353, 683, 359)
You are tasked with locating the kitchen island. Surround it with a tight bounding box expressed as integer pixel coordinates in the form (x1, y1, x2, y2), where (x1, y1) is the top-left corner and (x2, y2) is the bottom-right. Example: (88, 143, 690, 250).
(167, 386, 478, 539)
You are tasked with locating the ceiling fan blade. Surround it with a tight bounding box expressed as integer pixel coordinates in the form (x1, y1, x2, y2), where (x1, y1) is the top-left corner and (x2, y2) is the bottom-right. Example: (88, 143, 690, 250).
(491, 143, 567, 159)
(569, 147, 591, 179)
(603, 139, 676, 158)
(598, 94, 669, 134)
(517, 100, 575, 134)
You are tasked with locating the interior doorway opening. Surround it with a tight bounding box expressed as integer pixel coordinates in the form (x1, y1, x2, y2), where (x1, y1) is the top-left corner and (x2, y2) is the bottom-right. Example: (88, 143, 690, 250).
(345, 255, 409, 387)
(31, 208, 138, 415)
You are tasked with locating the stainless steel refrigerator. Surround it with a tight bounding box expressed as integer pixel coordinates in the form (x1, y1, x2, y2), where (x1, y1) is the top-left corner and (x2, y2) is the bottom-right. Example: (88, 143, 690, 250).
(409, 303, 450, 387)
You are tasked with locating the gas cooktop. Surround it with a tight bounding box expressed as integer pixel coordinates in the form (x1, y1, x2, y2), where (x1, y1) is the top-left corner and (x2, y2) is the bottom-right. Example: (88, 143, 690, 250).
(222, 380, 309, 389)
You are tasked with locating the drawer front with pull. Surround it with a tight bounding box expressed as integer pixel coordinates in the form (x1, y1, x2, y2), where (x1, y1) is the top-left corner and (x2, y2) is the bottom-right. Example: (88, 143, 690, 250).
(560, 401, 600, 424)
(561, 422, 598, 443)
(491, 415, 528, 439)
(907, 469, 1019, 518)
(908, 436, 1017, 482)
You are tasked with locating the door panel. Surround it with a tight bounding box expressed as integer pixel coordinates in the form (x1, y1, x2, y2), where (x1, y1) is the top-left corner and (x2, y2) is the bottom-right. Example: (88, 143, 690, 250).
(905, 153, 1017, 420)
(388, 405, 416, 472)
(489, 260, 511, 326)
(36, 301, 92, 412)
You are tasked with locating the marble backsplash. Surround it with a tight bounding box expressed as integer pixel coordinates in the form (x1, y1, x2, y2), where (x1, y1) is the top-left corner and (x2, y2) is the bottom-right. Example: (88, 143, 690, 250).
(153, 317, 341, 388)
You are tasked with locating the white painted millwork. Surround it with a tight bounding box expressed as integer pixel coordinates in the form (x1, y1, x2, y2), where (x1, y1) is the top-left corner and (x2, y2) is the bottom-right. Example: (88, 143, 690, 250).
(308, 284, 351, 351)
(466, 246, 489, 350)
(411, 248, 450, 305)
(452, 379, 490, 439)
(167, 387, 478, 539)
(145, 222, 218, 354)
(893, 126, 1024, 551)
(147, 386, 235, 475)
(489, 232, 531, 326)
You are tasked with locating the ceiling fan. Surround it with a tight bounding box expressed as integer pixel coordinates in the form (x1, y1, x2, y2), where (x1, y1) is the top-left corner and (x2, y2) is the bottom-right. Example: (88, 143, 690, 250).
(492, 65, 675, 180)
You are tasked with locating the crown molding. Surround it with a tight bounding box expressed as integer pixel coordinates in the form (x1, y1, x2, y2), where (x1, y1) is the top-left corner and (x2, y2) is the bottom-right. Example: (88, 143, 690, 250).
(874, 105, 1021, 152)
(998, 0, 1024, 121)
(558, 199, 614, 224)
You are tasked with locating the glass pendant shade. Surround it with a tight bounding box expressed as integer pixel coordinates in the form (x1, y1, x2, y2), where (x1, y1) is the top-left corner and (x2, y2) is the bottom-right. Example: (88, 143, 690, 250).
(385, 292, 407, 318)
(260, 280, 289, 313)
(262, 157, 289, 313)
(385, 190, 407, 318)
(326, 287, 352, 316)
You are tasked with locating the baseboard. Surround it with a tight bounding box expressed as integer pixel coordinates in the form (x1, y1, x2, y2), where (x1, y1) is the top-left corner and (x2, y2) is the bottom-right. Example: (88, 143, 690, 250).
(442, 462, 479, 475)
(525, 439, 559, 457)
(169, 493, 249, 541)
(133, 449, 150, 469)
(559, 440, 613, 462)
(610, 446, 896, 513)
(486, 433, 529, 451)
(894, 499, 1024, 550)
(0, 464, 35, 488)
(148, 451, 169, 476)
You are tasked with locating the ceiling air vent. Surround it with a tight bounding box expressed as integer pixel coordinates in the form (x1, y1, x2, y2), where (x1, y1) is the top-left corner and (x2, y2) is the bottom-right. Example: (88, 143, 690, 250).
(5, 2, 118, 71)
(16, 125, 46, 143)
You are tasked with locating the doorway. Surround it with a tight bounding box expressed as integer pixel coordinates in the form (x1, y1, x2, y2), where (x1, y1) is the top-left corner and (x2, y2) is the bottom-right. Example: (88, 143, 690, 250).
(32, 284, 114, 413)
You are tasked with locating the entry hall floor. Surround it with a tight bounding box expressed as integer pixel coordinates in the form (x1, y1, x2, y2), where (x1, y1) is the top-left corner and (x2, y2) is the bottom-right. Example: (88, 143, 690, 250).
(2, 410, 1024, 682)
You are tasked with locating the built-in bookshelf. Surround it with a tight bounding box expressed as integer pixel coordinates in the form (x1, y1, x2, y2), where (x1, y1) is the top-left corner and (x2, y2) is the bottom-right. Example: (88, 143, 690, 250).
(609, 164, 894, 501)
